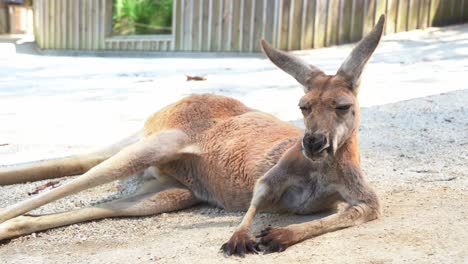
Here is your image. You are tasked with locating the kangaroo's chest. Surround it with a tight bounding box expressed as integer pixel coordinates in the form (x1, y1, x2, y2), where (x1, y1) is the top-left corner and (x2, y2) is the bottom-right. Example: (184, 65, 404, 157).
(279, 174, 343, 214)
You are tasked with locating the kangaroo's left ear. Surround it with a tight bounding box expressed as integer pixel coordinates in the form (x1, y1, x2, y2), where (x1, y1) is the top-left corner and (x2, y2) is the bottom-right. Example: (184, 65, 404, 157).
(336, 15, 385, 93)
(261, 39, 324, 92)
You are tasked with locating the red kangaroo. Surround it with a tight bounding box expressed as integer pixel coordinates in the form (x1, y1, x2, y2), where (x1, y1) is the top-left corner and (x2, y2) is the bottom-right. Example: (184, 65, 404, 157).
(0, 15, 386, 257)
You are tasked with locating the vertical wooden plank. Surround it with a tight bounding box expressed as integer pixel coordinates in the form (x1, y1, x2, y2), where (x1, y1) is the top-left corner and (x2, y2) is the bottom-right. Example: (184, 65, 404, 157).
(326, 0, 340, 46)
(172, 0, 178, 50)
(242, 0, 252, 52)
(386, 0, 398, 33)
(93, 0, 100, 49)
(58, 0, 63, 49)
(248, 0, 255, 52)
(230, 0, 241, 51)
(408, 0, 420, 30)
(207, 0, 213, 51)
(36, 0, 40, 47)
(463, 0, 468, 21)
(251, 0, 263, 51)
(363, 0, 376, 35)
(198, 0, 203, 51)
(271, 0, 278, 47)
(452, 0, 463, 23)
(417, 0, 429, 28)
(68, 0, 74, 49)
(49, 0, 55, 48)
(239, 0, 244, 51)
(433, 0, 450, 26)
(174, 0, 182, 50)
(278, 0, 289, 50)
(61, 0, 67, 48)
(263, 0, 275, 44)
(289, 0, 302, 50)
(191, 0, 200, 51)
(54, 0, 60, 48)
(338, 0, 352, 44)
(314, 0, 327, 48)
(303, 0, 315, 49)
(216, 0, 223, 51)
(300, 0, 307, 49)
(210, 0, 220, 51)
(287, 0, 294, 50)
(89, 0, 94, 50)
(350, 0, 365, 42)
(222, 0, 232, 51)
(429, 0, 440, 26)
(374, 0, 387, 24)
(200, 0, 209, 51)
(275, 0, 282, 47)
(396, 0, 408, 32)
(80, 0, 85, 49)
(183, 0, 192, 51)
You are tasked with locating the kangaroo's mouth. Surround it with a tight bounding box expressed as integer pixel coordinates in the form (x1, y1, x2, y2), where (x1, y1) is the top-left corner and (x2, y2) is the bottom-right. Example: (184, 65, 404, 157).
(301, 142, 330, 161)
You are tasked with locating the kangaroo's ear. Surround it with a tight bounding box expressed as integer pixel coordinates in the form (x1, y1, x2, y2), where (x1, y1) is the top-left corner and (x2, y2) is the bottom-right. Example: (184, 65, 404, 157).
(261, 39, 324, 92)
(337, 15, 385, 93)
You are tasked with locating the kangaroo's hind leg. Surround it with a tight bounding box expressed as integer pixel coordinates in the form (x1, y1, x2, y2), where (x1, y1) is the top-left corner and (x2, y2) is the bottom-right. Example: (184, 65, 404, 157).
(0, 182, 199, 241)
(0, 130, 142, 185)
(0, 129, 196, 224)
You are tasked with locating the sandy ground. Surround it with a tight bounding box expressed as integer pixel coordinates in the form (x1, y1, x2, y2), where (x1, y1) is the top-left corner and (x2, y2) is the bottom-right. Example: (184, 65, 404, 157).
(0, 24, 467, 263)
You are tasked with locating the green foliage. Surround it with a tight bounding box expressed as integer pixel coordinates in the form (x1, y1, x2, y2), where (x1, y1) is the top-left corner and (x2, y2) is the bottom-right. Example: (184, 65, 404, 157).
(113, 0, 172, 35)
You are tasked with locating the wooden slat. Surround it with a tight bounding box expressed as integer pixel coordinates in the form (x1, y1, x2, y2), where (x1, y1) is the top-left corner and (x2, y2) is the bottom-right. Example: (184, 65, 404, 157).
(264, 0, 275, 44)
(200, 0, 209, 51)
(314, 0, 327, 48)
(326, 0, 340, 46)
(464, 0, 468, 21)
(350, 0, 365, 42)
(374, 0, 387, 25)
(289, 0, 302, 50)
(338, 0, 352, 44)
(452, 0, 463, 23)
(207, 0, 213, 51)
(242, 0, 252, 52)
(231, 0, 241, 51)
(385, 0, 398, 33)
(248, 0, 256, 52)
(407, 0, 420, 30)
(279, 0, 289, 50)
(303, 0, 315, 49)
(191, 0, 200, 51)
(417, 0, 429, 29)
(252, 0, 263, 51)
(363, 0, 376, 35)
(198, 0, 203, 51)
(396, 0, 408, 32)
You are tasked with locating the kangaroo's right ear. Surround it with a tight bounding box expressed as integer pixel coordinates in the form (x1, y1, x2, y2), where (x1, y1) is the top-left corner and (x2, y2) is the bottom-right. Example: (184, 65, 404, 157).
(261, 39, 324, 93)
(336, 15, 385, 93)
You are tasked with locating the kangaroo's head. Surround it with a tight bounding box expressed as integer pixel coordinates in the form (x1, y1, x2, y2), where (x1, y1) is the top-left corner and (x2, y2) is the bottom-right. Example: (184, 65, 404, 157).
(262, 15, 385, 162)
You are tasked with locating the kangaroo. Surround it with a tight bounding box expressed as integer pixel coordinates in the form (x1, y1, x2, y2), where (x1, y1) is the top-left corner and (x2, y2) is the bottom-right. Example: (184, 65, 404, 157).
(0, 15, 385, 256)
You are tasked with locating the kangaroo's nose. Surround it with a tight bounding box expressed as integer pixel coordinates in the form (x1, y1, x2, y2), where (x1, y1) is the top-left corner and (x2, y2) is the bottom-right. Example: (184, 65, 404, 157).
(303, 133, 329, 154)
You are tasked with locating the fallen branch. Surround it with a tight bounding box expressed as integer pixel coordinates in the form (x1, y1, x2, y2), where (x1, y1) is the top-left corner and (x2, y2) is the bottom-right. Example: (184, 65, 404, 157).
(28, 180, 62, 195)
(422, 177, 457, 183)
(186, 75, 207, 81)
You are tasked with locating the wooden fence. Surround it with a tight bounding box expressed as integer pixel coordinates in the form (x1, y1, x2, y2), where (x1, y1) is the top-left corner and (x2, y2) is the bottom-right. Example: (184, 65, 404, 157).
(32, 0, 468, 52)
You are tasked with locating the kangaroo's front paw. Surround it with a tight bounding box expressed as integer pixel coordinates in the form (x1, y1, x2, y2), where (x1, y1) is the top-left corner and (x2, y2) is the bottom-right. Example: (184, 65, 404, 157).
(256, 226, 296, 253)
(221, 229, 258, 257)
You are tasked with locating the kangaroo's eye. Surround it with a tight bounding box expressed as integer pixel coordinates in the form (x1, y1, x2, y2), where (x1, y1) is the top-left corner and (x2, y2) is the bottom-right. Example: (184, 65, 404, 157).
(336, 104, 351, 111)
